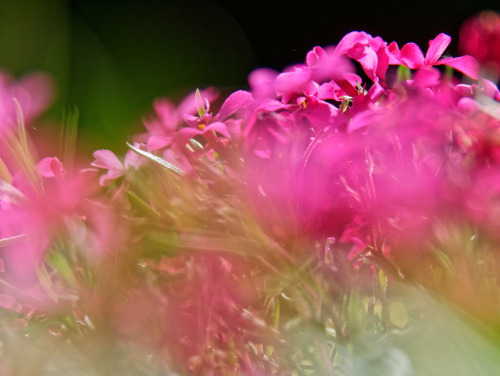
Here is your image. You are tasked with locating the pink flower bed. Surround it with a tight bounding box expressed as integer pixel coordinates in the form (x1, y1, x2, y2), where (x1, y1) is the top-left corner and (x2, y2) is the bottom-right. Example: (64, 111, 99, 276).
(0, 16, 500, 375)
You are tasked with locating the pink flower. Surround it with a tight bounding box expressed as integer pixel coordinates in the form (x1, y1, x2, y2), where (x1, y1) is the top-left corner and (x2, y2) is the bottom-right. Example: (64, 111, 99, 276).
(176, 90, 252, 157)
(143, 88, 218, 151)
(0, 72, 53, 135)
(395, 33, 479, 79)
(91, 148, 144, 186)
(334, 31, 392, 82)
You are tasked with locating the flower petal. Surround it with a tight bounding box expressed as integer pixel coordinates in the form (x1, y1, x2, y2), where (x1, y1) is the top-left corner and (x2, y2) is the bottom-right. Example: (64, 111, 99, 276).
(248, 68, 278, 99)
(388, 41, 403, 64)
(204, 121, 230, 138)
(37, 157, 64, 179)
(400, 43, 425, 69)
(275, 69, 312, 103)
(217, 90, 253, 121)
(335, 31, 370, 55)
(306, 46, 328, 67)
(437, 55, 480, 79)
(413, 67, 441, 87)
(99, 170, 124, 186)
(147, 135, 173, 151)
(91, 150, 124, 172)
(175, 128, 202, 149)
(425, 33, 451, 65)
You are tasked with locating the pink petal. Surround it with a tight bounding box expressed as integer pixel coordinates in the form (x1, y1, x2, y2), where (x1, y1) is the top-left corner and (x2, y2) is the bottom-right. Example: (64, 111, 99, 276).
(91, 150, 124, 172)
(256, 98, 288, 112)
(413, 67, 441, 87)
(454, 84, 474, 97)
(367, 81, 385, 101)
(347, 110, 379, 132)
(479, 78, 500, 100)
(275, 69, 312, 102)
(99, 170, 123, 186)
(375, 45, 390, 80)
(335, 73, 362, 97)
(311, 50, 354, 82)
(147, 135, 173, 151)
(317, 81, 338, 101)
(217, 90, 253, 121)
(425, 33, 451, 65)
(387, 41, 402, 64)
(348, 45, 378, 80)
(457, 97, 481, 114)
(15, 73, 54, 122)
(152, 99, 178, 131)
(335, 31, 370, 55)
(302, 100, 337, 129)
(37, 157, 63, 178)
(400, 43, 425, 69)
(306, 46, 328, 67)
(204, 121, 230, 138)
(175, 127, 202, 149)
(369, 36, 387, 50)
(248, 68, 279, 99)
(124, 148, 145, 170)
(437, 55, 480, 79)
(224, 118, 242, 141)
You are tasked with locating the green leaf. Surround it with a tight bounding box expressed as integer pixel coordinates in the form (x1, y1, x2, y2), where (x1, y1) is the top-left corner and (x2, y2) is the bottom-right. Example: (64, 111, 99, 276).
(127, 190, 161, 219)
(47, 251, 78, 289)
(195, 88, 206, 117)
(378, 269, 388, 297)
(348, 290, 363, 332)
(396, 65, 411, 82)
(59, 106, 79, 166)
(37, 264, 59, 302)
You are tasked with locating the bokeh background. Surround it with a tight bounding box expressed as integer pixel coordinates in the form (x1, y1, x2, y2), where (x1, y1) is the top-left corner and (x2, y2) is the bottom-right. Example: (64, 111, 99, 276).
(0, 0, 498, 156)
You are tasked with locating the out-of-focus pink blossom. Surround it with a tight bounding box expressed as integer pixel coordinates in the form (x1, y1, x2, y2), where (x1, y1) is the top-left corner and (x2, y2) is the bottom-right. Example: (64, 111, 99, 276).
(0, 72, 53, 135)
(466, 169, 500, 235)
(460, 11, 500, 76)
(248, 68, 279, 100)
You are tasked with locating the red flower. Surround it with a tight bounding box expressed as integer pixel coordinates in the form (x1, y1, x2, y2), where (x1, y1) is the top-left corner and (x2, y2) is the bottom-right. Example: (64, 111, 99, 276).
(460, 11, 500, 76)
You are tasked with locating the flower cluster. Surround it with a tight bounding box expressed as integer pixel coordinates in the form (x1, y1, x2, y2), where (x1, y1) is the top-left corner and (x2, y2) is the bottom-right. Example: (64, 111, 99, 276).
(0, 26, 500, 375)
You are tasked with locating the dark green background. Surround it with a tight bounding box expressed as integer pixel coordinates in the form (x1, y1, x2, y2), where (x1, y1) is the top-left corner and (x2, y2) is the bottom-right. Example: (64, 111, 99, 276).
(0, 0, 498, 157)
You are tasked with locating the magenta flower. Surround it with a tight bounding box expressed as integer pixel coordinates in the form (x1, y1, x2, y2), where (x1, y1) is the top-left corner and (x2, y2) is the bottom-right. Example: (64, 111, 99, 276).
(334, 31, 393, 82)
(395, 33, 480, 79)
(143, 88, 218, 151)
(175, 89, 252, 157)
